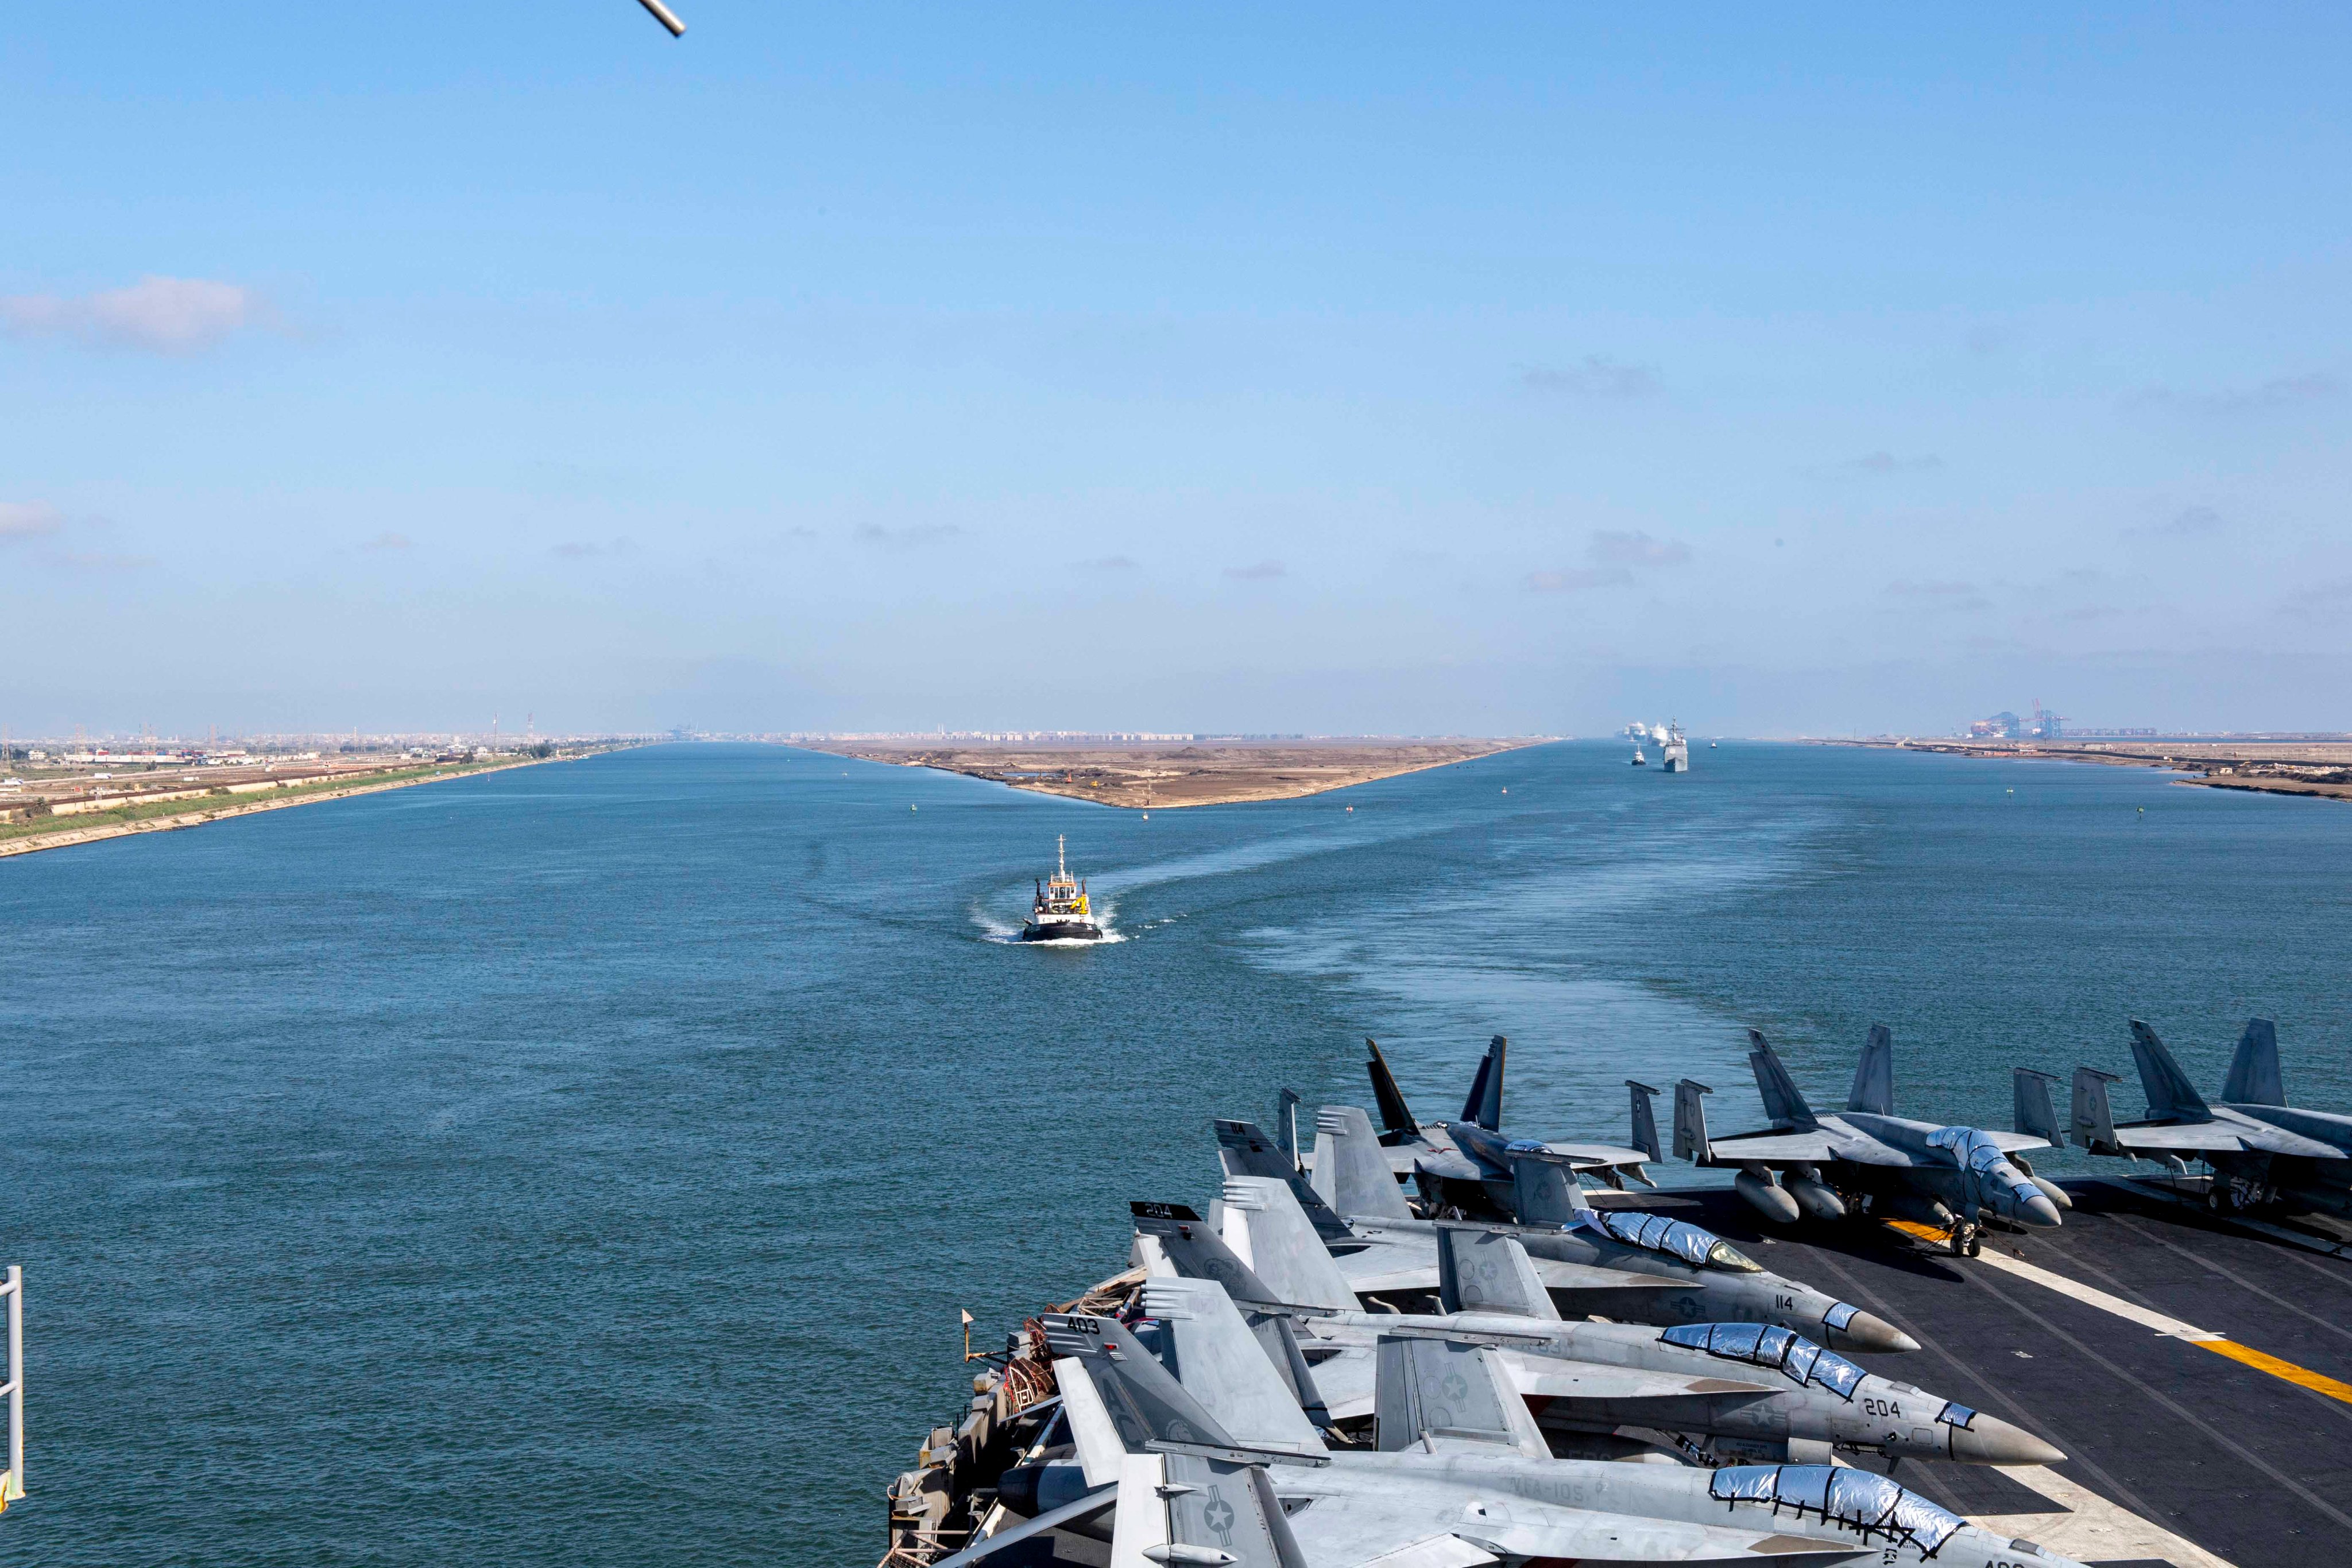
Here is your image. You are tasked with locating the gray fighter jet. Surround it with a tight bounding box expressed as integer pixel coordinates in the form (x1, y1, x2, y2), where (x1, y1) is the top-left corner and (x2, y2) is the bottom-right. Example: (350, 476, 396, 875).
(1259, 1109, 1916, 1352)
(1134, 1195, 2061, 1467)
(1362, 1036, 1657, 1211)
(1676, 1027, 2065, 1256)
(942, 1278, 2087, 1567)
(2043, 1018, 2352, 1216)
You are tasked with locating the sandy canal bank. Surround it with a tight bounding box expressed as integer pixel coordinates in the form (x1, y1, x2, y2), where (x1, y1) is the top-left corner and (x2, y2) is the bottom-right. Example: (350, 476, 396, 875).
(0, 753, 595, 860)
(1827, 737, 2352, 803)
(793, 736, 1551, 808)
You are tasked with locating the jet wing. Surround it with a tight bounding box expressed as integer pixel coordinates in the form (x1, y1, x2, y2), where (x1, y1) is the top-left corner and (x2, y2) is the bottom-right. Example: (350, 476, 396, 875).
(1530, 1257, 1692, 1295)
(1289, 1480, 1862, 1568)
(1701, 1129, 1843, 1164)
(1496, 1352, 1779, 1409)
(1410, 1149, 1489, 1183)
(1529, 1140, 1654, 1169)
(1976, 1128, 2057, 1155)
(2111, 1118, 2347, 1159)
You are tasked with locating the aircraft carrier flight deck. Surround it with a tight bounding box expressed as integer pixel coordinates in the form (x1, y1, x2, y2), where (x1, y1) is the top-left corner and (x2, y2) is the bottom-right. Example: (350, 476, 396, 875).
(1631, 1179, 2352, 1567)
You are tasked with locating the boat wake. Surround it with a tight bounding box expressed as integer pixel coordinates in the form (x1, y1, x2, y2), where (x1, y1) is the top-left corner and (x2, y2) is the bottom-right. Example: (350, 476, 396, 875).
(971, 898, 1127, 945)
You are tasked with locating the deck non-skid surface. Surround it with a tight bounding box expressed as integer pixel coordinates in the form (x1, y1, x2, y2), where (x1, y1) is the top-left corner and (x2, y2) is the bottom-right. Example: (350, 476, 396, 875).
(1654, 1182, 2352, 1566)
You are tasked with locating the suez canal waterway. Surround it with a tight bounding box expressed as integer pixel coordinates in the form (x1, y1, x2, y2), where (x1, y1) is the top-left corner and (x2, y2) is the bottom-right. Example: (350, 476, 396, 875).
(1, 740, 2347, 1565)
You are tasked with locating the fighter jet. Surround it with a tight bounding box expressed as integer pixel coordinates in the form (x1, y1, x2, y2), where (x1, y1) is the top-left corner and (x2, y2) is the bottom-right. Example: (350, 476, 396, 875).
(1236, 1109, 1916, 1352)
(1676, 1026, 2065, 1256)
(1360, 1036, 1658, 1211)
(2045, 1019, 2352, 1216)
(942, 1278, 2088, 1567)
(1134, 1192, 2061, 1467)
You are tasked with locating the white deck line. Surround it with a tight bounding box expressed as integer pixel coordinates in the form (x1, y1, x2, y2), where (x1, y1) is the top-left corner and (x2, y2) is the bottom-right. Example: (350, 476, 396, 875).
(1973, 1465, 2238, 1568)
(1966, 1248, 2222, 1340)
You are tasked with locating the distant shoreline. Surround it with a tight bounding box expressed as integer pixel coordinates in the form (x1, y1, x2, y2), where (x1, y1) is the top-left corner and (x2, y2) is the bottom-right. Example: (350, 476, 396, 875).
(793, 736, 1552, 808)
(1824, 737, 2352, 804)
(0, 754, 569, 860)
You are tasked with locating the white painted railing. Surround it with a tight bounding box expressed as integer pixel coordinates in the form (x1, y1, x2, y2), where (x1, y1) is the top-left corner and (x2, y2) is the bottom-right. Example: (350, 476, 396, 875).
(0, 1265, 21, 1511)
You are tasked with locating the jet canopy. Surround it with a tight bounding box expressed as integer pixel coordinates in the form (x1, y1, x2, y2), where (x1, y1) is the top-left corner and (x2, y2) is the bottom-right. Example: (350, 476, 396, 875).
(1708, 1464, 1964, 1554)
(1580, 1208, 1761, 1272)
(1659, 1322, 1867, 1400)
(1928, 1125, 2045, 1209)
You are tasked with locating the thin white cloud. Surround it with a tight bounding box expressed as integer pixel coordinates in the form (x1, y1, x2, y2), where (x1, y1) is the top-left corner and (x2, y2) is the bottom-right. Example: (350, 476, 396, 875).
(1846, 450, 1943, 475)
(856, 523, 962, 549)
(2129, 373, 2340, 416)
(2123, 505, 2225, 541)
(1586, 529, 1692, 568)
(1884, 579, 1989, 613)
(1519, 355, 1659, 400)
(0, 501, 62, 542)
(1224, 560, 1287, 581)
(1524, 566, 1632, 593)
(0, 276, 262, 354)
(1075, 555, 1140, 571)
(359, 531, 414, 552)
(2283, 579, 2352, 619)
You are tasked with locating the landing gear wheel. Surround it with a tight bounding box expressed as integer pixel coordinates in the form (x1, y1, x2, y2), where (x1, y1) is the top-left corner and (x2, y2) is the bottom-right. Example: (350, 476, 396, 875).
(1966, 1232, 1982, 1257)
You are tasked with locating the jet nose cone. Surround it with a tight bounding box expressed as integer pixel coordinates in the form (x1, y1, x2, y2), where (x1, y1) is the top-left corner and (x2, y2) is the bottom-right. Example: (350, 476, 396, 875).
(2022, 1193, 2064, 1228)
(1947, 1412, 2066, 1467)
(1835, 1310, 1920, 1354)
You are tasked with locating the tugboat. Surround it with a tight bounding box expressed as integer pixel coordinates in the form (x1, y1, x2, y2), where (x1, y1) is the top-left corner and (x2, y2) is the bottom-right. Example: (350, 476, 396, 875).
(1631, 742, 1647, 766)
(1020, 835, 1103, 942)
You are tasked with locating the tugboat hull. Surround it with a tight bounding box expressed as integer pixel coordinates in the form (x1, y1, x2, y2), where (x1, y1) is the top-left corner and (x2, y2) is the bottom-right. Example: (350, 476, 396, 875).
(1019, 920, 1102, 942)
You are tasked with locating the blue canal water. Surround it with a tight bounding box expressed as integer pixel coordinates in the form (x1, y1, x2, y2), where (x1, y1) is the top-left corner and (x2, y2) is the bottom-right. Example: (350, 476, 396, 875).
(2, 741, 2347, 1564)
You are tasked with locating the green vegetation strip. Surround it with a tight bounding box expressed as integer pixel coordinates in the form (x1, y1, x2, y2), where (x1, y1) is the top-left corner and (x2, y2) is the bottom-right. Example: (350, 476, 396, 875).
(0, 762, 516, 846)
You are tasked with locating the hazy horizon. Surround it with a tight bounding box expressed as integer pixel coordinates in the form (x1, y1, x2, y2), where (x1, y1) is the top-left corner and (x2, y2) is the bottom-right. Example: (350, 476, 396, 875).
(7, 6, 2349, 738)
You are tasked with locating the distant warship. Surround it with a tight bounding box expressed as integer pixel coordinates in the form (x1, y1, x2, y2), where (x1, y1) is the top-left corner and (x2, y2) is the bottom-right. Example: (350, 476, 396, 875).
(1662, 722, 1690, 773)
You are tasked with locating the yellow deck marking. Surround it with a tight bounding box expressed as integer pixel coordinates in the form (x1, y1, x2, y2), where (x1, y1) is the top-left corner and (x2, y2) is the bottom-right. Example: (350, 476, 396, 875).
(1882, 1219, 2352, 1405)
(2199, 1339, 2352, 1403)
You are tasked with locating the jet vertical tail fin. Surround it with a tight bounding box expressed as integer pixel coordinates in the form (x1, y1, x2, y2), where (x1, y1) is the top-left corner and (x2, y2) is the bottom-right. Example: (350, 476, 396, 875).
(1220, 1177, 1362, 1313)
(1112, 1451, 1312, 1568)
(1133, 1201, 1279, 1303)
(1846, 1024, 1895, 1116)
(1460, 1036, 1507, 1130)
(1627, 1080, 1663, 1163)
(1375, 1335, 1550, 1458)
(1436, 1224, 1561, 1321)
(2129, 1021, 2212, 1121)
(1213, 1120, 1352, 1241)
(1040, 1314, 1241, 1455)
(1508, 1147, 1593, 1226)
(2013, 1069, 2066, 1147)
(1748, 1031, 1821, 1130)
(2072, 1067, 2122, 1153)
(2221, 1018, 2284, 1106)
(1365, 1038, 1419, 1136)
(1135, 1278, 1328, 1455)
(1673, 1079, 1714, 1163)
(1313, 1105, 1415, 1221)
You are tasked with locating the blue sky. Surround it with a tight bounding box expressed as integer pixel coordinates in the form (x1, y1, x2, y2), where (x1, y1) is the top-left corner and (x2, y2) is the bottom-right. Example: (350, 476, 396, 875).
(5, 3, 2348, 736)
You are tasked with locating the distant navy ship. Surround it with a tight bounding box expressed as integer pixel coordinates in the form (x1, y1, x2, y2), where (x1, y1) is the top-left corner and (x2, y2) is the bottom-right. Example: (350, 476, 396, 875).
(1021, 836, 1103, 942)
